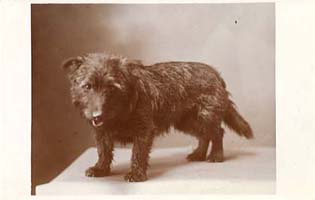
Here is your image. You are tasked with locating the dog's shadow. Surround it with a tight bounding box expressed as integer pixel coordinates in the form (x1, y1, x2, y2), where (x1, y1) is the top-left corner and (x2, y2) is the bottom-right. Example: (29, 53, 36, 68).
(109, 149, 257, 181)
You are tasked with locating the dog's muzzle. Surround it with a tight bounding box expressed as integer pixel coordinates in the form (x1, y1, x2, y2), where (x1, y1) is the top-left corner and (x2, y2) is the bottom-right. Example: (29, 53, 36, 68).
(91, 115, 103, 127)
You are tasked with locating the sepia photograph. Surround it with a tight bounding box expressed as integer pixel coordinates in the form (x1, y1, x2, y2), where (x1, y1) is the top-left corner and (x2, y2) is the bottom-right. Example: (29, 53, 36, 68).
(4, 0, 315, 199)
(31, 3, 275, 195)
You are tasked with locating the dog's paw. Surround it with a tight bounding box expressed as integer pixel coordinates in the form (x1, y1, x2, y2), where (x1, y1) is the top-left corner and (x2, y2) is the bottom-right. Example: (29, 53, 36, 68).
(85, 166, 110, 177)
(186, 152, 206, 161)
(207, 152, 224, 163)
(124, 171, 147, 182)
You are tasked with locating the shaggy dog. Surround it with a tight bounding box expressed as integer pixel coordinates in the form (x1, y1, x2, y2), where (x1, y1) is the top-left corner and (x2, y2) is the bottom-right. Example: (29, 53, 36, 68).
(62, 53, 253, 182)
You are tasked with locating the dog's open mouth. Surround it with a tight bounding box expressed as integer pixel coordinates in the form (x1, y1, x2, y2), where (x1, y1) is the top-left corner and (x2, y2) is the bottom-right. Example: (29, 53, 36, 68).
(91, 117, 104, 127)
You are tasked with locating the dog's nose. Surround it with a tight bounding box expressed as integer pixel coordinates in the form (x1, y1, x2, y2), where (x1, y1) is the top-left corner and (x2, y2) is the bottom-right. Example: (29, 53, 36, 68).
(92, 111, 103, 122)
(92, 111, 102, 118)
(92, 115, 102, 121)
(91, 111, 103, 127)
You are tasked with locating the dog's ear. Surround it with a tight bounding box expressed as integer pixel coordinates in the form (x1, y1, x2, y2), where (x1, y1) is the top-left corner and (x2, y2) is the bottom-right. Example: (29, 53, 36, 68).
(128, 86, 139, 112)
(62, 56, 83, 74)
(122, 60, 144, 112)
(126, 61, 159, 111)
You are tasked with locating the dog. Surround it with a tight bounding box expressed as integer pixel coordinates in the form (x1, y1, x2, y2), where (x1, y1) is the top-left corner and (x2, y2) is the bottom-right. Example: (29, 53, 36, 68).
(62, 52, 253, 182)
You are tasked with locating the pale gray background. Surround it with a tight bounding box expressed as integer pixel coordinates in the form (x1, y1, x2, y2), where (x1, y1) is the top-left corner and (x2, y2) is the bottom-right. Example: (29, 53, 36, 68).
(32, 3, 274, 191)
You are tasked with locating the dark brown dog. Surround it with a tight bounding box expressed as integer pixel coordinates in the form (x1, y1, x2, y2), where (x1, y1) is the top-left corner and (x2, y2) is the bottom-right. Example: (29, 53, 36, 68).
(62, 53, 253, 182)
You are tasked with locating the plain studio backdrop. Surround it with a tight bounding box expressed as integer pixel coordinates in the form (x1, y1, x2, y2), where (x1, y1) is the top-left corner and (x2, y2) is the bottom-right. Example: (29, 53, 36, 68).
(31, 3, 275, 189)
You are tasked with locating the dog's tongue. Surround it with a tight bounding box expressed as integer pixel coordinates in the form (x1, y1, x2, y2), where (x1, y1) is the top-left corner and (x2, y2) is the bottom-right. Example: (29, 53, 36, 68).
(91, 117, 103, 127)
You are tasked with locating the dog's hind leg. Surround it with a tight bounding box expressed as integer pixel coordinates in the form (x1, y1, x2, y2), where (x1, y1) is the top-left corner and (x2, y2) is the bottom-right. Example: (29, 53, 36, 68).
(186, 137, 210, 161)
(207, 127, 224, 162)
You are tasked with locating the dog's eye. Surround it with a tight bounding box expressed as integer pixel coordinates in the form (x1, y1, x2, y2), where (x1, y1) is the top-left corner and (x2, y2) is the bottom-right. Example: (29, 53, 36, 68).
(82, 83, 92, 90)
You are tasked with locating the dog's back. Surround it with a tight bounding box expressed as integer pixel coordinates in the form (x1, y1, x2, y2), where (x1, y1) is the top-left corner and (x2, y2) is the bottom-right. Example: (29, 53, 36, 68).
(133, 62, 228, 135)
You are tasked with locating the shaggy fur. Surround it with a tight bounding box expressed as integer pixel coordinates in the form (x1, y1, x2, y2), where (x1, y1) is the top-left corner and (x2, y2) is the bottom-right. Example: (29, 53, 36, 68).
(62, 52, 253, 182)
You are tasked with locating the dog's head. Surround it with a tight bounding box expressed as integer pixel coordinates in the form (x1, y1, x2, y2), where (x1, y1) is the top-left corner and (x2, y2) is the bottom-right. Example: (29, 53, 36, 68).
(62, 53, 141, 128)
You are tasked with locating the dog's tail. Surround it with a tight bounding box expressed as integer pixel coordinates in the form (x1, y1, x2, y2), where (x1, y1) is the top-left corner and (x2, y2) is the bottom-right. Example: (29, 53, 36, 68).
(223, 100, 253, 139)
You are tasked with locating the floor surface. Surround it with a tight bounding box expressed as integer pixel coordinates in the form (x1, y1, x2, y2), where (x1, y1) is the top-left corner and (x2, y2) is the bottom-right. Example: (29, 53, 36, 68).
(36, 146, 276, 195)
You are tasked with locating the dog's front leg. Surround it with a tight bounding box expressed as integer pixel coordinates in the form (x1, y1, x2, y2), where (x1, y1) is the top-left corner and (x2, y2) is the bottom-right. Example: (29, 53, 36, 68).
(124, 133, 154, 182)
(85, 130, 113, 177)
